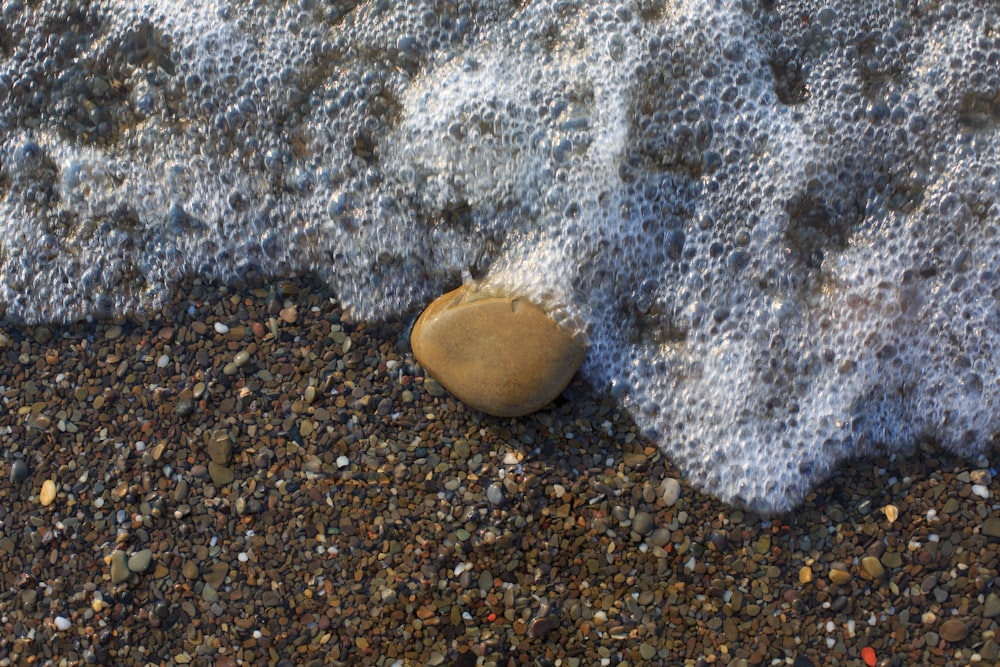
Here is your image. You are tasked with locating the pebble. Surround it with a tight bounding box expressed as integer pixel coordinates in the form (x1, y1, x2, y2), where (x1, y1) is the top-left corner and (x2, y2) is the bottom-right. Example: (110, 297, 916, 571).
(39, 479, 56, 506)
(110, 551, 130, 584)
(182, 560, 199, 580)
(213, 322, 229, 334)
(410, 283, 586, 416)
(529, 615, 552, 638)
(883, 504, 899, 523)
(828, 566, 852, 585)
(939, 619, 969, 643)
(861, 556, 884, 579)
(660, 477, 681, 506)
(53, 616, 72, 631)
(632, 511, 654, 535)
(208, 462, 234, 485)
(983, 517, 1000, 539)
(128, 548, 153, 573)
(9, 459, 28, 483)
(486, 484, 504, 506)
(984, 593, 1000, 618)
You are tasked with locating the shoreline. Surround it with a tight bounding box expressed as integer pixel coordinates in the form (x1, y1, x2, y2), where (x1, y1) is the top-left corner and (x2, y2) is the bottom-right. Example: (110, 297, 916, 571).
(0, 274, 998, 666)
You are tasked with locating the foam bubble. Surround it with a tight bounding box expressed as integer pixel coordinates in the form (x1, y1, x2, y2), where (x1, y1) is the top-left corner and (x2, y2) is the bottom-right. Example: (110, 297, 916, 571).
(2, 0, 999, 512)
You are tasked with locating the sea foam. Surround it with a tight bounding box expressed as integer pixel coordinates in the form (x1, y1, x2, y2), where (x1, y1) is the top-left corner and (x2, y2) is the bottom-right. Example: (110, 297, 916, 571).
(1, 0, 998, 512)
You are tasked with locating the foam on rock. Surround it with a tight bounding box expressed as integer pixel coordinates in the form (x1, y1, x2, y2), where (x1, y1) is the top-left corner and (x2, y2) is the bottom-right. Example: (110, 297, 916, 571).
(2, 0, 1000, 512)
(411, 283, 587, 417)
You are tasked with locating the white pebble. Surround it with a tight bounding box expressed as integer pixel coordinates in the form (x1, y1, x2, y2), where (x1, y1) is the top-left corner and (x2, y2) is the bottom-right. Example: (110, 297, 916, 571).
(214, 322, 229, 334)
(54, 616, 72, 631)
(502, 452, 520, 465)
(972, 484, 991, 499)
(336, 455, 350, 468)
(660, 477, 681, 506)
(238, 552, 249, 562)
(156, 354, 170, 368)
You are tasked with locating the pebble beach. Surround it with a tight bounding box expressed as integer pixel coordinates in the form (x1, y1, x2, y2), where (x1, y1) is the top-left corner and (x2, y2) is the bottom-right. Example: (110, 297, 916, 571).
(1, 274, 999, 667)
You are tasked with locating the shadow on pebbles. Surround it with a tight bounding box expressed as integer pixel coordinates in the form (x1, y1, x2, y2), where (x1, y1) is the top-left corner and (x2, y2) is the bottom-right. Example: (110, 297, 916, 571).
(0, 274, 998, 666)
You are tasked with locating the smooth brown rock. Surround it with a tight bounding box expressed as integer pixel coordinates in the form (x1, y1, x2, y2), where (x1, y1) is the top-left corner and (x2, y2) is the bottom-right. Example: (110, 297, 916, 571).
(411, 284, 586, 417)
(939, 618, 968, 643)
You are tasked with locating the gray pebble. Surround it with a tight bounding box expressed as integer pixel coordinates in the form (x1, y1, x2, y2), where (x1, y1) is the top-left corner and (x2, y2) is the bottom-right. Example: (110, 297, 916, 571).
(9, 459, 28, 483)
(201, 583, 218, 602)
(632, 511, 654, 535)
(110, 551, 130, 584)
(208, 462, 234, 485)
(175, 398, 194, 417)
(128, 548, 153, 573)
(486, 484, 504, 505)
(173, 479, 190, 503)
(424, 377, 447, 397)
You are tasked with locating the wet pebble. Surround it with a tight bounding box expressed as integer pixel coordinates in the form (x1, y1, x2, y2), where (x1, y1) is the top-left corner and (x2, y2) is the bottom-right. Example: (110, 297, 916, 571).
(486, 484, 504, 506)
(9, 459, 28, 483)
(128, 548, 153, 573)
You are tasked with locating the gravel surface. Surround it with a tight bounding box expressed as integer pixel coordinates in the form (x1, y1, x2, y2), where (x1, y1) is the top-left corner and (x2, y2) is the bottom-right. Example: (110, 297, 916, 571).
(1, 274, 998, 666)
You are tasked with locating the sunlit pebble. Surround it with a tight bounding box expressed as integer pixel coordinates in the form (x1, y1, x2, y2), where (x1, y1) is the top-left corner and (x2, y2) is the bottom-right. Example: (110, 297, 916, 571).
(53, 616, 72, 631)
(926, 508, 937, 522)
(238, 552, 249, 562)
(882, 504, 899, 523)
(970, 469, 993, 485)
(660, 477, 681, 506)
(214, 322, 229, 334)
(971, 484, 991, 499)
(156, 354, 170, 368)
(40, 480, 57, 506)
(336, 455, 350, 468)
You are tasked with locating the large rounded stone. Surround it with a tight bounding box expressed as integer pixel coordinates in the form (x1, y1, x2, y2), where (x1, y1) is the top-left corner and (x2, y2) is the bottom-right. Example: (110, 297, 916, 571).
(411, 284, 586, 417)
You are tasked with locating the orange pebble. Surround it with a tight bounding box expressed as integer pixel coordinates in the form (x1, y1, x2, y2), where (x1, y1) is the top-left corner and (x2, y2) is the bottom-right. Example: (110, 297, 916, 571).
(861, 646, 877, 667)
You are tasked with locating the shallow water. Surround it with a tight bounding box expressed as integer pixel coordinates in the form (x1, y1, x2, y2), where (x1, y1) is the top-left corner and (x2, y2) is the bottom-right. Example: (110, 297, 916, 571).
(1, 0, 999, 512)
